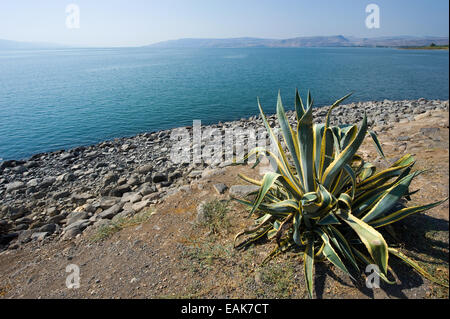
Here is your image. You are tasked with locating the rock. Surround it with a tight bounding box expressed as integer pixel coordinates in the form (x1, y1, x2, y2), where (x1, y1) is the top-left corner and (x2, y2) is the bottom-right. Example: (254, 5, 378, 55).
(97, 197, 121, 210)
(62, 227, 81, 239)
(74, 203, 95, 213)
(0, 160, 24, 170)
(142, 192, 160, 202)
(143, 173, 153, 183)
(5, 181, 25, 193)
(111, 211, 133, 223)
(0, 232, 18, 245)
(121, 192, 142, 203)
(26, 179, 39, 188)
(71, 193, 94, 204)
(168, 171, 182, 181)
(202, 168, 225, 179)
(29, 220, 45, 230)
(397, 136, 410, 142)
(60, 152, 74, 161)
(229, 185, 260, 198)
(37, 223, 57, 234)
(415, 111, 432, 120)
(93, 219, 111, 229)
(8, 207, 28, 220)
(46, 207, 60, 217)
(0, 220, 12, 233)
(53, 190, 71, 200)
(64, 219, 90, 232)
(85, 150, 98, 158)
(117, 176, 127, 186)
(160, 180, 172, 187)
(138, 184, 156, 196)
(137, 164, 153, 175)
(98, 203, 124, 219)
(24, 161, 39, 169)
(14, 217, 31, 225)
(127, 175, 141, 187)
(131, 200, 150, 213)
(11, 165, 27, 174)
(31, 232, 49, 241)
(95, 162, 108, 168)
(152, 173, 167, 183)
(56, 173, 76, 182)
(188, 170, 203, 178)
(47, 214, 65, 224)
(40, 177, 56, 188)
(17, 230, 33, 244)
(66, 211, 88, 225)
(213, 183, 228, 195)
(122, 202, 134, 212)
(420, 127, 440, 136)
(103, 172, 119, 187)
(109, 184, 131, 197)
(13, 224, 28, 232)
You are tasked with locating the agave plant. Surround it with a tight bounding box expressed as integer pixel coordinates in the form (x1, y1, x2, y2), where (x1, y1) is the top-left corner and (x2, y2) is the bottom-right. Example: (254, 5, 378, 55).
(232, 89, 448, 298)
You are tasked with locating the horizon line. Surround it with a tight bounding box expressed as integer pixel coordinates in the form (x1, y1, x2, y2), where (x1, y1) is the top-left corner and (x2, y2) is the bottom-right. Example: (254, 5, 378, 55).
(1, 34, 449, 49)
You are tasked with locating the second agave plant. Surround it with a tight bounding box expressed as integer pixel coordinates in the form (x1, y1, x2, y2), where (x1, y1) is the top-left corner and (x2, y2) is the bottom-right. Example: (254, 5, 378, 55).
(232, 89, 448, 298)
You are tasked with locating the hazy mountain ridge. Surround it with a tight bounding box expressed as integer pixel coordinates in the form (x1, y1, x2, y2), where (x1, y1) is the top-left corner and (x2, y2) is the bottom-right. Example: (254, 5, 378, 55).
(1, 35, 448, 50)
(147, 35, 449, 48)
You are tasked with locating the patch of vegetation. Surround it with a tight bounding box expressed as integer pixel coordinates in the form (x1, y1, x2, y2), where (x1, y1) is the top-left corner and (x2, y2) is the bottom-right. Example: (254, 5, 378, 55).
(197, 199, 232, 235)
(180, 238, 235, 274)
(90, 209, 155, 242)
(253, 259, 300, 298)
(232, 89, 449, 298)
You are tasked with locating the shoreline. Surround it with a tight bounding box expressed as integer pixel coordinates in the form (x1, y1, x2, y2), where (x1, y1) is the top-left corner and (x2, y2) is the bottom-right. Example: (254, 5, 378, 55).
(0, 98, 449, 249)
(1, 97, 449, 164)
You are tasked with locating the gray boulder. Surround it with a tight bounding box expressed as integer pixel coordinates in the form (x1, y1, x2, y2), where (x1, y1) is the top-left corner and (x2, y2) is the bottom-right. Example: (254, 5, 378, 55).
(98, 203, 124, 219)
(66, 211, 88, 225)
(31, 232, 49, 241)
(6, 181, 25, 193)
(229, 185, 260, 198)
(213, 183, 228, 195)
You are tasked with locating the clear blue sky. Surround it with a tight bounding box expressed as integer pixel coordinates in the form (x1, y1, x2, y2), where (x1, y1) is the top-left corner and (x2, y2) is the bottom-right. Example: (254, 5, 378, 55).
(0, 0, 448, 47)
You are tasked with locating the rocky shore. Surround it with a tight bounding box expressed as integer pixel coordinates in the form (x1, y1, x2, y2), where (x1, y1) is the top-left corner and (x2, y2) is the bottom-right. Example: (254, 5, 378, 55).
(0, 98, 448, 251)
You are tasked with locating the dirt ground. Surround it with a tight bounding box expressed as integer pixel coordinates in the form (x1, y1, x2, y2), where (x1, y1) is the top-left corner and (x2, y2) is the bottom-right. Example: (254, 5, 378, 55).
(0, 110, 448, 299)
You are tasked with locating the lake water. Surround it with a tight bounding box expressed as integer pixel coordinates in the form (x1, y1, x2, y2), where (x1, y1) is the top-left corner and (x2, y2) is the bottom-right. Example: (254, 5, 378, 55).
(0, 47, 448, 160)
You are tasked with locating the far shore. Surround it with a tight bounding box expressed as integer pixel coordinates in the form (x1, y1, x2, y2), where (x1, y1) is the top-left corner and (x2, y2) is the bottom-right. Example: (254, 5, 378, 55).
(398, 45, 449, 50)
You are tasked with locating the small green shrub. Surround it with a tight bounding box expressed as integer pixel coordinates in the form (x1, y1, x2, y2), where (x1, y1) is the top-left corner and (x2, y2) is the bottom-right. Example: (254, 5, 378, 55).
(198, 199, 231, 235)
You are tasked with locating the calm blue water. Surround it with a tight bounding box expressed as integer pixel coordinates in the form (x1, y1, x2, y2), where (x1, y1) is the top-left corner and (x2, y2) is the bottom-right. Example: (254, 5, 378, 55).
(0, 47, 448, 161)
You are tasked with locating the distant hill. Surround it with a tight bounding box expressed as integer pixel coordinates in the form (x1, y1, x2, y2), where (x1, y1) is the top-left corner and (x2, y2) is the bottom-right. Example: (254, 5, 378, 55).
(0, 39, 69, 50)
(147, 35, 449, 48)
(2, 36, 448, 50)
